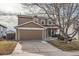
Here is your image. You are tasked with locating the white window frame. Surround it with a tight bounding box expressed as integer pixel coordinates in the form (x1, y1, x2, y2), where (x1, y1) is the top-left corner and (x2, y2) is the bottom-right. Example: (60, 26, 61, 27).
(33, 18, 39, 23)
(18, 27, 44, 30)
(41, 20, 45, 25)
(47, 19, 53, 25)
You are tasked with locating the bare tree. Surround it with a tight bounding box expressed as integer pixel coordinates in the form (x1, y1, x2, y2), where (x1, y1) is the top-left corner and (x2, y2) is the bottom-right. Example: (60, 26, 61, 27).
(21, 3, 79, 43)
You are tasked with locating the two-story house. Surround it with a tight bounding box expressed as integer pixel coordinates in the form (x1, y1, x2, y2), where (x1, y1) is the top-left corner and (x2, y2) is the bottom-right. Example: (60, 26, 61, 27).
(0, 24, 7, 38)
(16, 15, 59, 41)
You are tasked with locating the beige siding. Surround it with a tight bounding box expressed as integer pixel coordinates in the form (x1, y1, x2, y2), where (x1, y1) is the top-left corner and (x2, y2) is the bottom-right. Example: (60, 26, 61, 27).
(19, 22, 43, 28)
(18, 17, 32, 25)
(19, 29, 42, 40)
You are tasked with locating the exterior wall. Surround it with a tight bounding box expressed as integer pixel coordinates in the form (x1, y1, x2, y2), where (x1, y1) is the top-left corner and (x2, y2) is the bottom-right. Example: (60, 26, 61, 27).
(17, 15, 59, 40)
(17, 15, 79, 40)
(19, 29, 42, 40)
(18, 17, 32, 25)
(18, 16, 55, 27)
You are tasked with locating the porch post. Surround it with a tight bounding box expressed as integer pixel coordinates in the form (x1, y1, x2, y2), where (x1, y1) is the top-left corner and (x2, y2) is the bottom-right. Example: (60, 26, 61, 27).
(46, 28, 48, 39)
(16, 29, 20, 41)
(44, 29, 46, 40)
(18, 29, 20, 41)
(51, 28, 52, 37)
(42, 29, 45, 40)
(15, 29, 17, 41)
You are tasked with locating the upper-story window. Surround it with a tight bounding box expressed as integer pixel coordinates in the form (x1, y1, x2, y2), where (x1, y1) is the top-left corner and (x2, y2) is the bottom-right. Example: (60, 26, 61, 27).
(41, 20, 45, 25)
(47, 19, 53, 25)
(33, 18, 39, 23)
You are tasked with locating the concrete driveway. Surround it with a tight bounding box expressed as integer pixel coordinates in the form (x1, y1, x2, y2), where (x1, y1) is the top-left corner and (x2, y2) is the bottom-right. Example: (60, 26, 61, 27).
(20, 40, 75, 56)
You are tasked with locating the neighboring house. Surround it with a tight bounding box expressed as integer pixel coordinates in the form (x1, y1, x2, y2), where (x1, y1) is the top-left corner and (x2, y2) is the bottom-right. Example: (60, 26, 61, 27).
(0, 24, 7, 38)
(7, 30, 15, 34)
(6, 30, 15, 40)
(16, 15, 60, 41)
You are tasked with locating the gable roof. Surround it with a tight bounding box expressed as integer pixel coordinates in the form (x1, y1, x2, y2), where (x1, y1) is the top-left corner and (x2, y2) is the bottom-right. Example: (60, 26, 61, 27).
(16, 21, 45, 28)
(18, 15, 33, 19)
(18, 15, 48, 20)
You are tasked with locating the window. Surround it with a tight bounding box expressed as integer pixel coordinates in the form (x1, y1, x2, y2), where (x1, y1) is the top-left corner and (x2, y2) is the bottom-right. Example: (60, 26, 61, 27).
(47, 19, 53, 25)
(33, 18, 39, 23)
(49, 21, 52, 24)
(41, 20, 45, 25)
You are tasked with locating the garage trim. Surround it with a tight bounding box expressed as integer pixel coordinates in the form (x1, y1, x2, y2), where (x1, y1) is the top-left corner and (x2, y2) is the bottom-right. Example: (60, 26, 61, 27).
(16, 21, 46, 41)
(18, 27, 45, 30)
(17, 21, 45, 28)
(16, 29, 45, 41)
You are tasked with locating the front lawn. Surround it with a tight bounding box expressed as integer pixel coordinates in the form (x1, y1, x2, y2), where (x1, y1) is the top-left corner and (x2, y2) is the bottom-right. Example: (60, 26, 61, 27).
(0, 40, 17, 55)
(48, 39, 79, 51)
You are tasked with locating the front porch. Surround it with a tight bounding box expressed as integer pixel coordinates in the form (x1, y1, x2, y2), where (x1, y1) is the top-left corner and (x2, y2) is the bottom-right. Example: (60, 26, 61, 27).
(45, 27, 59, 41)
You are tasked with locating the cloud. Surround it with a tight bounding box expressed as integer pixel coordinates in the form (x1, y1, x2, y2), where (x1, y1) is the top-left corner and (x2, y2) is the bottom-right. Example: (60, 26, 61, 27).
(0, 16, 18, 31)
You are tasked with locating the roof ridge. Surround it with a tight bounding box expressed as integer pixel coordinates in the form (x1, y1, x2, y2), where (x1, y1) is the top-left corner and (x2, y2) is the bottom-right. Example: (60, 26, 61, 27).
(16, 21, 45, 28)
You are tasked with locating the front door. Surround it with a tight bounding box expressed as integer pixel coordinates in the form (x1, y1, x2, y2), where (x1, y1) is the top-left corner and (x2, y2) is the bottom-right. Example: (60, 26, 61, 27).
(48, 28, 52, 37)
(47, 28, 57, 37)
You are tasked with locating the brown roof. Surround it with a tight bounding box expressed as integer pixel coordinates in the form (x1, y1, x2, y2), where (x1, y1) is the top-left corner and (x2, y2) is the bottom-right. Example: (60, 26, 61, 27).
(17, 15, 33, 19)
(16, 21, 45, 28)
(17, 15, 48, 20)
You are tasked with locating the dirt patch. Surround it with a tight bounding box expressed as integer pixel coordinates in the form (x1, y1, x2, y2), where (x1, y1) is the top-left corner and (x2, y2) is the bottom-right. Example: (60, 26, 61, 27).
(0, 40, 17, 55)
(48, 40, 79, 51)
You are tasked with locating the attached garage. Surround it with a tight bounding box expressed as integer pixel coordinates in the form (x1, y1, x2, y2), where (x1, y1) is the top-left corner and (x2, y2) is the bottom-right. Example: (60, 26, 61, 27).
(19, 30, 42, 40)
(16, 21, 46, 41)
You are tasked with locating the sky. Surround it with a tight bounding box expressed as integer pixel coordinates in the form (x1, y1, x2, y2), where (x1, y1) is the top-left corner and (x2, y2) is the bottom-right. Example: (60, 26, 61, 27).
(0, 3, 23, 14)
(0, 16, 18, 31)
(0, 3, 24, 31)
(0, 3, 44, 31)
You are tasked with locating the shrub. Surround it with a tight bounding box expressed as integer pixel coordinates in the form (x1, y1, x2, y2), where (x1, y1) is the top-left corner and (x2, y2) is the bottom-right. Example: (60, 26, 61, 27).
(0, 40, 16, 55)
(6, 33, 15, 40)
(48, 39, 79, 51)
(58, 35, 64, 40)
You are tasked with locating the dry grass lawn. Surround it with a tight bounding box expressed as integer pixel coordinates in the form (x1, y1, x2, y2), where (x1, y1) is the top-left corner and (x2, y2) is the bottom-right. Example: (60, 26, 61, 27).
(48, 40, 79, 51)
(0, 40, 17, 55)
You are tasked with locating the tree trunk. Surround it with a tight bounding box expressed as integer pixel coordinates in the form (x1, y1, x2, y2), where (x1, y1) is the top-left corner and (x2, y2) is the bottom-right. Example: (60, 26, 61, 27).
(60, 30, 73, 43)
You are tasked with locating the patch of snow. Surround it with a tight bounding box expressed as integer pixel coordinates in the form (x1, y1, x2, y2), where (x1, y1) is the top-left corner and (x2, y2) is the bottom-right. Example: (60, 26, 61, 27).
(41, 41, 48, 44)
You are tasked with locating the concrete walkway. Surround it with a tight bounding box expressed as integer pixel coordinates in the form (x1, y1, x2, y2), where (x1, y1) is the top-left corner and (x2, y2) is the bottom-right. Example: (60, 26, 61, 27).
(11, 40, 79, 56)
(11, 42, 42, 56)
